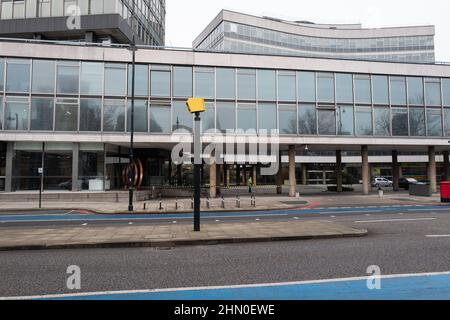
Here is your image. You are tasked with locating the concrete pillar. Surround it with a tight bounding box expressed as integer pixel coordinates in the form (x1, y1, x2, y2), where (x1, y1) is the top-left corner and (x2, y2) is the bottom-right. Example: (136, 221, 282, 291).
(225, 165, 230, 187)
(444, 151, 450, 181)
(72, 143, 79, 192)
(361, 146, 369, 195)
(392, 150, 400, 191)
(302, 164, 308, 185)
(336, 150, 343, 193)
(289, 145, 297, 197)
(252, 165, 257, 187)
(5, 142, 13, 193)
(428, 146, 437, 193)
(276, 152, 283, 194)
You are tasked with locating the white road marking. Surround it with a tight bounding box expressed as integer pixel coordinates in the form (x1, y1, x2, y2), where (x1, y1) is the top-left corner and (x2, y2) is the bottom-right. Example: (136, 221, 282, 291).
(173, 221, 177, 224)
(4, 271, 450, 301)
(330, 216, 336, 218)
(355, 218, 436, 224)
(128, 222, 133, 225)
(82, 223, 88, 226)
(426, 235, 450, 238)
(293, 217, 299, 220)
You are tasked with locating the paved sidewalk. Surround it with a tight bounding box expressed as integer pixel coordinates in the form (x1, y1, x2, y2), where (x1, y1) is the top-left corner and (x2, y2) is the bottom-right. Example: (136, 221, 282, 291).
(0, 220, 367, 251)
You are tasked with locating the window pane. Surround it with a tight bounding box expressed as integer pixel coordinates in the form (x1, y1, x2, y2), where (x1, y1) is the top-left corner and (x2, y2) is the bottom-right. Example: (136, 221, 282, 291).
(409, 108, 426, 136)
(427, 109, 443, 136)
(32, 60, 55, 93)
(355, 107, 372, 136)
(6, 59, 30, 92)
(216, 102, 236, 133)
(237, 69, 256, 100)
(392, 108, 408, 136)
(372, 75, 389, 105)
(391, 77, 406, 105)
(257, 70, 276, 101)
(425, 79, 442, 106)
(374, 107, 390, 136)
(128, 64, 148, 96)
(127, 100, 148, 132)
(354, 75, 371, 104)
(258, 103, 277, 131)
(278, 71, 296, 101)
(5, 99, 29, 130)
(173, 66, 192, 97)
(318, 109, 336, 135)
(337, 105, 354, 136)
(336, 74, 353, 103)
(0, 97, 3, 130)
(31, 98, 53, 131)
(194, 68, 214, 99)
(298, 72, 316, 102)
(0, 58, 4, 91)
(443, 79, 450, 106)
(317, 73, 334, 103)
(104, 63, 126, 96)
(299, 104, 316, 134)
(80, 99, 101, 132)
(202, 102, 215, 132)
(57, 64, 79, 94)
(80, 62, 103, 95)
(237, 104, 256, 131)
(444, 109, 450, 136)
(279, 104, 297, 134)
(103, 99, 125, 132)
(151, 70, 170, 97)
(407, 77, 424, 105)
(216, 68, 235, 99)
(172, 101, 192, 132)
(55, 100, 78, 131)
(150, 104, 171, 133)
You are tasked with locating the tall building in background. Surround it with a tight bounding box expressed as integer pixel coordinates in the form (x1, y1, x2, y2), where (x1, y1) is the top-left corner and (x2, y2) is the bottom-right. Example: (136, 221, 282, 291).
(0, 0, 166, 45)
(194, 10, 435, 63)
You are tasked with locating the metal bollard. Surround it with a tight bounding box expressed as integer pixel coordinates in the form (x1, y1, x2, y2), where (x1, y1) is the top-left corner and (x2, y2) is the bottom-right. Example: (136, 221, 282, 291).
(206, 197, 210, 209)
(221, 196, 225, 208)
(251, 195, 256, 208)
(175, 197, 178, 210)
(144, 202, 146, 210)
(191, 198, 194, 209)
(159, 198, 163, 210)
(236, 195, 240, 208)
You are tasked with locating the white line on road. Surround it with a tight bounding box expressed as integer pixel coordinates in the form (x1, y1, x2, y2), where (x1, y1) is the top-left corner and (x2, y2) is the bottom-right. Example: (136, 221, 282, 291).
(82, 223, 88, 226)
(354, 218, 436, 224)
(426, 235, 450, 238)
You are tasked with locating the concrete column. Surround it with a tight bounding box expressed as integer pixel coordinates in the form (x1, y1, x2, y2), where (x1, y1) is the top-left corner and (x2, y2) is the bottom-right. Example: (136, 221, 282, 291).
(302, 164, 308, 185)
(236, 164, 241, 186)
(210, 154, 217, 198)
(276, 152, 283, 194)
(72, 143, 79, 192)
(428, 146, 437, 193)
(444, 151, 450, 181)
(289, 145, 297, 197)
(5, 142, 13, 193)
(225, 165, 230, 187)
(336, 150, 343, 193)
(392, 150, 400, 191)
(361, 145, 369, 195)
(252, 165, 257, 187)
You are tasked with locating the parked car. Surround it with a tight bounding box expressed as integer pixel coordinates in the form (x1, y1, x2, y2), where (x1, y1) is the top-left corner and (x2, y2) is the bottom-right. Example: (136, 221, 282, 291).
(372, 177, 393, 188)
(398, 177, 419, 190)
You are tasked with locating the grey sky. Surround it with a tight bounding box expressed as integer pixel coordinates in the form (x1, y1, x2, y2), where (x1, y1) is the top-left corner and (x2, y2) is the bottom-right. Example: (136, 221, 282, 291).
(166, 0, 450, 62)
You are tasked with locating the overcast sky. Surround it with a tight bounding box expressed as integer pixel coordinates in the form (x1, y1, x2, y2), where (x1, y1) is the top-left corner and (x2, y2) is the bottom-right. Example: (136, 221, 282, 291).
(166, 0, 450, 62)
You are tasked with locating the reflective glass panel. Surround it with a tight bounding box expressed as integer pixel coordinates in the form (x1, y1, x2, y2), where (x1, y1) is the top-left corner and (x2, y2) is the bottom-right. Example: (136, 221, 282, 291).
(317, 73, 334, 103)
(237, 104, 257, 131)
(298, 104, 316, 134)
(337, 105, 354, 136)
(443, 79, 450, 106)
(216, 68, 235, 99)
(409, 108, 426, 136)
(6, 59, 30, 93)
(407, 77, 424, 105)
(5, 98, 29, 130)
(202, 102, 215, 132)
(355, 107, 373, 136)
(80, 62, 103, 95)
(257, 70, 276, 101)
(80, 99, 102, 132)
(237, 69, 256, 100)
(151, 69, 171, 97)
(173, 66, 192, 97)
(258, 103, 277, 131)
(336, 74, 353, 104)
(194, 68, 214, 99)
(128, 64, 149, 96)
(279, 104, 297, 134)
(32, 60, 55, 93)
(55, 100, 78, 131)
(0, 58, 4, 91)
(392, 108, 408, 136)
(172, 101, 192, 132)
(374, 107, 390, 136)
(104, 63, 126, 96)
(278, 71, 296, 101)
(354, 75, 371, 104)
(103, 99, 125, 132)
(425, 78, 442, 106)
(31, 98, 53, 131)
(318, 108, 336, 135)
(56, 63, 79, 94)
(390, 77, 407, 105)
(372, 75, 389, 105)
(427, 109, 443, 136)
(444, 109, 450, 136)
(298, 72, 316, 102)
(127, 100, 148, 132)
(216, 102, 236, 133)
(150, 104, 171, 133)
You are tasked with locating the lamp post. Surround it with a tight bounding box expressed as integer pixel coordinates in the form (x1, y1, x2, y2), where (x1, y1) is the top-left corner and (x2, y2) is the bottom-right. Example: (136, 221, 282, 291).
(127, 39, 137, 212)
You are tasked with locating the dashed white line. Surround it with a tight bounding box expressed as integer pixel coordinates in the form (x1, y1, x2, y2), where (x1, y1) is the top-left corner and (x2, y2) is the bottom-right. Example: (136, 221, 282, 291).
(82, 223, 88, 226)
(355, 218, 436, 224)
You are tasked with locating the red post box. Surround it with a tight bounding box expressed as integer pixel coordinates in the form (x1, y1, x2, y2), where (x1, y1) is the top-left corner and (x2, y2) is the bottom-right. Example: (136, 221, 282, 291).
(440, 182, 450, 203)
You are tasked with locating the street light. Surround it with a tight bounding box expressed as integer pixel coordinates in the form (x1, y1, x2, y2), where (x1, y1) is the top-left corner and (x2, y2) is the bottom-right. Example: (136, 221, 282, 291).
(127, 38, 138, 212)
(186, 98, 206, 232)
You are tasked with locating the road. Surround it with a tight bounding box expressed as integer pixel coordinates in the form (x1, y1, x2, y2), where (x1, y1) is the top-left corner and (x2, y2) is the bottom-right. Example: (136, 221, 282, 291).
(0, 204, 449, 299)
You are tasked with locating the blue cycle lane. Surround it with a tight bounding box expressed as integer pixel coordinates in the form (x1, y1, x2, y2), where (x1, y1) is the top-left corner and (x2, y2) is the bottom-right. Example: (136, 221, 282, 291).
(0, 204, 448, 224)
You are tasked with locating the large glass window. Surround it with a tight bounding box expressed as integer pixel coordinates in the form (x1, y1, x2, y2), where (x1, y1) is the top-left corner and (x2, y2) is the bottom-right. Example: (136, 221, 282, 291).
(317, 73, 334, 103)
(443, 79, 450, 106)
(32, 60, 55, 93)
(151, 66, 171, 97)
(374, 107, 390, 136)
(337, 105, 354, 136)
(44, 143, 73, 191)
(5, 97, 29, 131)
(237, 69, 256, 100)
(78, 144, 105, 191)
(278, 71, 296, 101)
(6, 59, 30, 93)
(407, 77, 424, 105)
(298, 72, 316, 102)
(150, 103, 171, 133)
(257, 70, 276, 101)
(336, 74, 353, 103)
(237, 104, 256, 131)
(427, 109, 443, 136)
(128, 64, 149, 97)
(172, 101, 192, 132)
(127, 100, 148, 133)
(0, 58, 4, 92)
(279, 104, 297, 134)
(194, 67, 214, 99)
(104, 63, 126, 96)
(80, 62, 103, 96)
(216, 102, 236, 133)
(56, 62, 79, 95)
(409, 107, 426, 136)
(12, 143, 42, 191)
(318, 107, 336, 135)
(103, 99, 125, 132)
(392, 108, 408, 136)
(80, 99, 101, 132)
(298, 103, 316, 134)
(390, 77, 407, 105)
(55, 98, 78, 131)
(425, 78, 442, 106)
(0, 97, 3, 130)
(202, 102, 215, 132)
(216, 68, 236, 100)
(372, 75, 389, 105)
(31, 98, 53, 131)
(258, 103, 277, 131)
(173, 66, 192, 97)
(354, 75, 371, 104)
(355, 107, 373, 136)
(444, 109, 450, 136)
